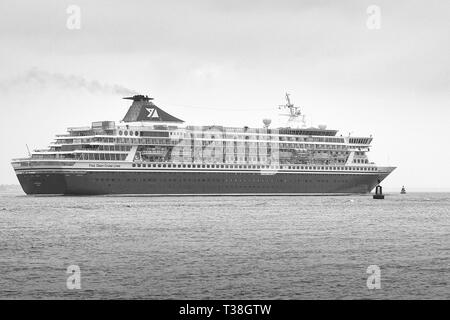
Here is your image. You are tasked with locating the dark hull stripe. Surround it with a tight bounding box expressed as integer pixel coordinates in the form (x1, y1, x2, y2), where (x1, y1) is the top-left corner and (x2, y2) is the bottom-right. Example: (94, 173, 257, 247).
(16, 171, 390, 195)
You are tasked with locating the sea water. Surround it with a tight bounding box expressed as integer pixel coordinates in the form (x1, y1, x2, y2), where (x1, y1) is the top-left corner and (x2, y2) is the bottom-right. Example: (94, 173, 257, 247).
(0, 189, 448, 299)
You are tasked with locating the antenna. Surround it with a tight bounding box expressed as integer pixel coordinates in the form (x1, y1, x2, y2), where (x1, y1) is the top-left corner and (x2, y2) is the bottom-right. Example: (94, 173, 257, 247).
(26, 144, 31, 157)
(285, 92, 292, 108)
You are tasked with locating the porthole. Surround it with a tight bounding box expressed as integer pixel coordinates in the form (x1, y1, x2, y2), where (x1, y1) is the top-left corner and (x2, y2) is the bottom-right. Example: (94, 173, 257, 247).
(119, 130, 123, 136)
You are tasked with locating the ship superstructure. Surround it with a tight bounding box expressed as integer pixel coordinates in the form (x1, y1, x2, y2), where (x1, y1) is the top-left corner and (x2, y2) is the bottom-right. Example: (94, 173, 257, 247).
(12, 94, 395, 195)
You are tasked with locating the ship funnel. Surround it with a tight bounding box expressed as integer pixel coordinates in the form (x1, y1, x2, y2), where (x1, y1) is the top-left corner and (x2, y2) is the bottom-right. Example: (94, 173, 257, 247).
(122, 95, 184, 123)
(263, 118, 272, 128)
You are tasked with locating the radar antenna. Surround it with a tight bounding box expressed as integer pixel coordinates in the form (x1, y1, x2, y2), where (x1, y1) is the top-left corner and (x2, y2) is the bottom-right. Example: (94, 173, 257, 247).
(278, 93, 305, 127)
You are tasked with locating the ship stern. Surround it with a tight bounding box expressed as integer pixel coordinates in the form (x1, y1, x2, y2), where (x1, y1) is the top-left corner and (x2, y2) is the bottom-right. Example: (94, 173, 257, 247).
(11, 160, 68, 195)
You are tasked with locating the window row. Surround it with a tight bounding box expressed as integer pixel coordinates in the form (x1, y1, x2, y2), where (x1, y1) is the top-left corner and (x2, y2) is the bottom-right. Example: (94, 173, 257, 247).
(98, 145, 131, 152)
(131, 163, 378, 172)
(93, 177, 351, 184)
(81, 153, 127, 161)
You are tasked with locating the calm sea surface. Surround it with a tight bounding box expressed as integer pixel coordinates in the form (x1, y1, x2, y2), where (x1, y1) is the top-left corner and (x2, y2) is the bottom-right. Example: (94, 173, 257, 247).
(0, 190, 448, 299)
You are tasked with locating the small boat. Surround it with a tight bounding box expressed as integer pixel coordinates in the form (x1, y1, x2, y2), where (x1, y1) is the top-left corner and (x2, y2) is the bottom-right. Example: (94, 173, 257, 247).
(401, 186, 406, 194)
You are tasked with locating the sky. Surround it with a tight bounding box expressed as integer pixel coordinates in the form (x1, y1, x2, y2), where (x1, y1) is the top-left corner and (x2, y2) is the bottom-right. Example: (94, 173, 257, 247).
(0, 0, 449, 191)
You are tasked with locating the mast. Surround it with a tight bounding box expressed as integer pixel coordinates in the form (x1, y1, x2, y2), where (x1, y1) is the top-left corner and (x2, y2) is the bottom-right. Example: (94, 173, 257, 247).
(278, 93, 306, 127)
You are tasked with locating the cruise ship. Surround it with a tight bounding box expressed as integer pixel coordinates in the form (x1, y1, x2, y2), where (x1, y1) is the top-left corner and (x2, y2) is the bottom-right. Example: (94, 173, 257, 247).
(11, 94, 395, 195)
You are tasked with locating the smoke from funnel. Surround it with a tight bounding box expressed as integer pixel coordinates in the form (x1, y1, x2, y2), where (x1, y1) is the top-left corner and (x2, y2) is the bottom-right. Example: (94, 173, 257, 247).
(0, 68, 139, 96)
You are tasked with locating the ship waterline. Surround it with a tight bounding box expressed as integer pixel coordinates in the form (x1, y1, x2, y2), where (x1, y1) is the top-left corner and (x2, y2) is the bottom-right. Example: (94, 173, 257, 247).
(12, 94, 395, 195)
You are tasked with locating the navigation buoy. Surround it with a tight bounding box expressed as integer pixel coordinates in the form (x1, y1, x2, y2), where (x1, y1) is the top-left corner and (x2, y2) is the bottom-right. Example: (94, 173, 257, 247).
(373, 185, 385, 199)
(401, 186, 406, 194)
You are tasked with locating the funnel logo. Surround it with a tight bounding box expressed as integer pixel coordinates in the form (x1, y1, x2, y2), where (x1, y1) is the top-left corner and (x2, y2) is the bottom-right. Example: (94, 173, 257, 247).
(146, 108, 159, 119)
